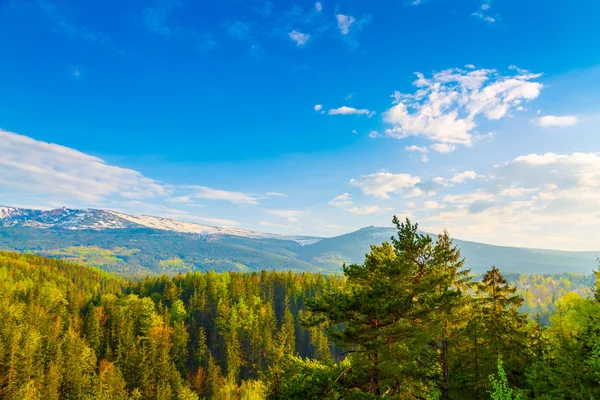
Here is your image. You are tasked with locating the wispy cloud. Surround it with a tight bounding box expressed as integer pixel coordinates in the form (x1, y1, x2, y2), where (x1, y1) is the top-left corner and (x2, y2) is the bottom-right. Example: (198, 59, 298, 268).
(260, 220, 292, 229)
(336, 14, 355, 35)
(0, 129, 261, 215)
(472, 1, 497, 23)
(335, 13, 372, 47)
(405, 145, 428, 153)
(265, 192, 288, 198)
(0, 129, 166, 204)
(532, 115, 579, 127)
(142, 1, 177, 38)
(345, 205, 387, 215)
(328, 106, 374, 116)
(424, 200, 444, 210)
(38, 0, 110, 43)
(289, 30, 310, 46)
(226, 19, 252, 39)
(434, 171, 482, 187)
(328, 193, 353, 207)
(263, 209, 306, 222)
(141, 0, 217, 51)
(350, 172, 421, 199)
(186, 186, 259, 205)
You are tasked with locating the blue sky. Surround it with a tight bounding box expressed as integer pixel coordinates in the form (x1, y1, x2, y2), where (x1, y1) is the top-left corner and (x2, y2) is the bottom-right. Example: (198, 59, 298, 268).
(1, 0, 600, 250)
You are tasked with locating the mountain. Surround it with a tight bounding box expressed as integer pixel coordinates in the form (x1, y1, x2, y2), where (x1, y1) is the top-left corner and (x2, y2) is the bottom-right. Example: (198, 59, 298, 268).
(297, 226, 599, 275)
(0, 205, 320, 244)
(0, 206, 598, 275)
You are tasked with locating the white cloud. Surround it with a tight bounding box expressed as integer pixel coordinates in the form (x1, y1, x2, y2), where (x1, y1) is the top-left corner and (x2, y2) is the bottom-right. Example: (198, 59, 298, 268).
(187, 186, 258, 205)
(383, 67, 543, 149)
(346, 205, 383, 215)
(167, 195, 193, 204)
(472, 12, 495, 23)
(498, 187, 539, 197)
(350, 172, 421, 199)
(422, 152, 600, 250)
(433, 170, 481, 187)
(421, 155, 429, 163)
(472, 2, 495, 23)
(368, 130, 379, 138)
(336, 14, 355, 35)
(314, 104, 323, 112)
(260, 221, 292, 229)
(442, 190, 494, 205)
(406, 202, 417, 209)
(430, 143, 456, 153)
(289, 30, 310, 46)
(263, 209, 306, 222)
(329, 193, 353, 207)
(315, 2, 323, 12)
(405, 145, 428, 153)
(352, 129, 358, 134)
(424, 200, 444, 210)
(449, 170, 480, 184)
(0, 129, 167, 204)
(532, 115, 579, 127)
(328, 106, 373, 116)
(265, 192, 288, 197)
(433, 177, 446, 185)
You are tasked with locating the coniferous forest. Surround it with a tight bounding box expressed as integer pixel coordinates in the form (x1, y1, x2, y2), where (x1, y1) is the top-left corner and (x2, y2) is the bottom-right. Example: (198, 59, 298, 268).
(2, 218, 600, 399)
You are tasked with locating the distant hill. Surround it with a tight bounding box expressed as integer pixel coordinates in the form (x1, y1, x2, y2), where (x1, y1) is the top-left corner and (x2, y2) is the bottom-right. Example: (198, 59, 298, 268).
(297, 226, 599, 275)
(0, 206, 597, 275)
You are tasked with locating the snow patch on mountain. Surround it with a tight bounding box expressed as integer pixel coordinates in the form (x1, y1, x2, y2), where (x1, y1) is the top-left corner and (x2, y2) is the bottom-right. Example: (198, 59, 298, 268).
(108, 211, 321, 244)
(0, 206, 321, 245)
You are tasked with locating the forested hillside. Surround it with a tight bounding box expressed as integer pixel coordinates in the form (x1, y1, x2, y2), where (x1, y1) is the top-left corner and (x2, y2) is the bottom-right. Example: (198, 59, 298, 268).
(1, 215, 597, 276)
(1, 218, 600, 399)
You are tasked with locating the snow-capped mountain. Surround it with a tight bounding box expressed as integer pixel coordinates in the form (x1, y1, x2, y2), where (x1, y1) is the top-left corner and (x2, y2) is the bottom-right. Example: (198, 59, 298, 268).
(1, 205, 598, 275)
(0, 206, 321, 245)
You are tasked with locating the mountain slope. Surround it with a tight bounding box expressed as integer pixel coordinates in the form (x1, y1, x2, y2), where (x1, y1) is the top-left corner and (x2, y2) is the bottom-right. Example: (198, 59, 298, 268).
(298, 226, 599, 275)
(0, 206, 320, 244)
(0, 226, 321, 275)
(1, 206, 598, 275)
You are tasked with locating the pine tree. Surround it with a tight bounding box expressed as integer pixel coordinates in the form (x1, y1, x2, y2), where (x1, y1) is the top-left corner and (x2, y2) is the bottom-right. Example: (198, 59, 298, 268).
(304, 217, 471, 397)
(463, 266, 528, 397)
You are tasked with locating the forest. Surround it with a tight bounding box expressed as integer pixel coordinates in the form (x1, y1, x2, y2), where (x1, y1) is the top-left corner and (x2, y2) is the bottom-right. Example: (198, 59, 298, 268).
(1, 217, 599, 399)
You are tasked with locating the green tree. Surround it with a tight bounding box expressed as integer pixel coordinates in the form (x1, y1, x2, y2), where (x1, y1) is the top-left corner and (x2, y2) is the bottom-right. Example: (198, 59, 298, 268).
(304, 217, 470, 397)
(488, 355, 522, 400)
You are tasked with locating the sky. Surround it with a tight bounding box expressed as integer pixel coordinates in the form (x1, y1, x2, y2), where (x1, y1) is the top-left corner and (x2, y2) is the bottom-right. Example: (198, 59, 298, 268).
(1, 0, 600, 250)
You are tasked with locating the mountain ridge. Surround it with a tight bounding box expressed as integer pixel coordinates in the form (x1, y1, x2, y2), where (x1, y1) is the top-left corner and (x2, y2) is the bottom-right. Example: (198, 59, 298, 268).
(0, 205, 320, 245)
(1, 205, 598, 275)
